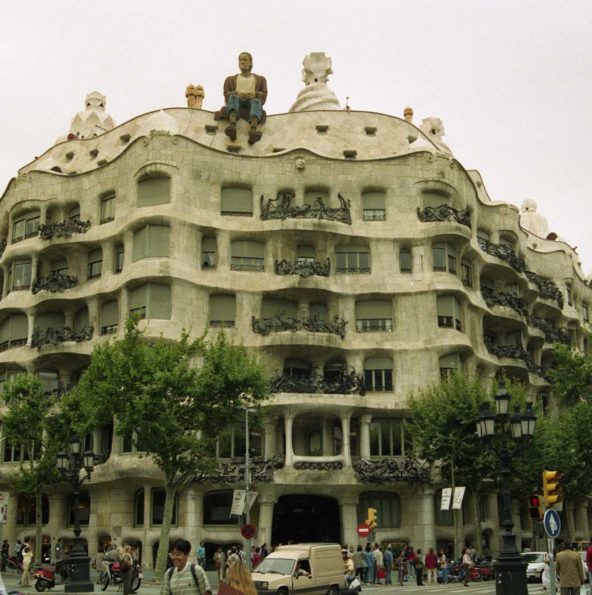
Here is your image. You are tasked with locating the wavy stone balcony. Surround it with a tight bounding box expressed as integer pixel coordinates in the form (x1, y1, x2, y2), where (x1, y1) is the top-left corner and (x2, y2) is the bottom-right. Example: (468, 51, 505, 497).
(530, 317, 571, 345)
(31, 325, 94, 348)
(38, 218, 91, 240)
(274, 258, 330, 277)
(482, 290, 528, 318)
(0, 239, 6, 258)
(252, 312, 347, 338)
(260, 192, 352, 224)
(270, 368, 365, 395)
(526, 272, 564, 309)
(417, 204, 471, 229)
(32, 272, 78, 294)
(477, 238, 526, 273)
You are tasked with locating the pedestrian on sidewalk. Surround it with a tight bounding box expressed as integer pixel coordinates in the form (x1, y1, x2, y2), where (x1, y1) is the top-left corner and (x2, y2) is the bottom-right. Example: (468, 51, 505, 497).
(20, 543, 33, 587)
(162, 539, 212, 595)
(425, 547, 438, 584)
(226, 560, 257, 595)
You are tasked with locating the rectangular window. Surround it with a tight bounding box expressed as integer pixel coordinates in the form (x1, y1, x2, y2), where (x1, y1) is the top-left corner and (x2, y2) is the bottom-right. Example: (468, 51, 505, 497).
(133, 225, 170, 261)
(437, 295, 463, 332)
(461, 262, 473, 288)
(399, 249, 412, 273)
(336, 251, 370, 273)
(87, 250, 102, 279)
(369, 419, 406, 456)
(12, 212, 40, 242)
(11, 261, 32, 290)
(364, 369, 393, 392)
(115, 245, 124, 273)
(363, 209, 386, 221)
(220, 187, 253, 216)
(584, 304, 590, 322)
(137, 176, 171, 207)
(100, 195, 116, 223)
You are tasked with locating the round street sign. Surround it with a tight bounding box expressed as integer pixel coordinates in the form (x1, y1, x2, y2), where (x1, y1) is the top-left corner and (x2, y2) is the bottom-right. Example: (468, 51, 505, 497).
(241, 523, 257, 539)
(357, 523, 370, 538)
(543, 509, 561, 539)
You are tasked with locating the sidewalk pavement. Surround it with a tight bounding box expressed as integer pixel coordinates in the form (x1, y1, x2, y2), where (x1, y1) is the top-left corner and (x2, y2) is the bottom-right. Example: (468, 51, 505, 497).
(1, 568, 222, 595)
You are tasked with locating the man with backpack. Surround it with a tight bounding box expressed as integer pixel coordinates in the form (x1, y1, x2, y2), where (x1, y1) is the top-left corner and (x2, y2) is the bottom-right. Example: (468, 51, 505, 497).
(162, 539, 211, 595)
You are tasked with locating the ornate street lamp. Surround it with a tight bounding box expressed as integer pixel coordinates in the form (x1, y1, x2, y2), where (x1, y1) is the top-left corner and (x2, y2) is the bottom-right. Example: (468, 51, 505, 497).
(56, 436, 96, 593)
(477, 387, 537, 595)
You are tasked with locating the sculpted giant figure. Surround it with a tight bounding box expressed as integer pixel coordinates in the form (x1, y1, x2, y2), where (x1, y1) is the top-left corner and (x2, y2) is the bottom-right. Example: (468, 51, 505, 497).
(223, 52, 268, 145)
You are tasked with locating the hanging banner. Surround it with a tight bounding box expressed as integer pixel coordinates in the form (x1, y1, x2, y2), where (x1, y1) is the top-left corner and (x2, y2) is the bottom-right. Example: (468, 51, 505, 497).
(230, 490, 246, 516)
(452, 487, 466, 510)
(440, 487, 452, 510)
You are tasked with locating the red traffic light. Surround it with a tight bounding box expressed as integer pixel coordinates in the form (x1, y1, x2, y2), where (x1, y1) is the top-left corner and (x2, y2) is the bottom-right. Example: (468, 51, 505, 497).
(529, 495, 541, 507)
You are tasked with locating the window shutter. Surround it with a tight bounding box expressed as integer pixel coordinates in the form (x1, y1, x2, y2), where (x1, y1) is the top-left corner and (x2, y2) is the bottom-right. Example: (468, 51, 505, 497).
(146, 225, 170, 257)
(147, 284, 171, 319)
(261, 299, 298, 318)
(356, 300, 391, 319)
(220, 187, 253, 214)
(101, 300, 119, 326)
(423, 192, 448, 208)
(209, 295, 236, 322)
(362, 191, 385, 210)
(132, 227, 147, 261)
(231, 240, 264, 258)
(364, 357, 392, 370)
(137, 176, 171, 207)
(36, 312, 65, 330)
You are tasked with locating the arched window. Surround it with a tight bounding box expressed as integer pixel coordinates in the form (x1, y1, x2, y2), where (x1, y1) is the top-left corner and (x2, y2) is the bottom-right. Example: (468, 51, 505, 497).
(115, 244, 125, 273)
(220, 187, 253, 216)
(12, 209, 40, 243)
(364, 357, 393, 392)
(362, 191, 386, 221)
(100, 192, 116, 223)
(203, 490, 235, 525)
(134, 489, 145, 527)
(9, 259, 32, 291)
(137, 175, 171, 207)
(355, 300, 393, 332)
(358, 491, 401, 528)
(100, 300, 119, 335)
(209, 295, 236, 328)
(87, 248, 103, 279)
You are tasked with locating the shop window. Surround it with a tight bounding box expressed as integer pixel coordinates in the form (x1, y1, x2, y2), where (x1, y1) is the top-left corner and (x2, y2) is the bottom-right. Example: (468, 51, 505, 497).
(132, 225, 170, 261)
(202, 237, 217, 268)
(204, 490, 235, 525)
(432, 242, 457, 273)
(437, 295, 463, 331)
(336, 244, 370, 273)
(129, 283, 171, 320)
(355, 300, 393, 332)
(364, 357, 393, 392)
(220, 187, 253, 216)
(151, 488, 177, 525)
(362, 191, 386, 221)
(358, 491, 401, 528)
(0, 313, 28, 352)
(100, 192, 116, 223)
(100, 300, 119, 335)
(230, 240, 265, 272)
(137, 175, 171, 207)
(399, 248, 412, 273)
(209, 295, 236, 328)
(87, 248, 103, 279)
(12, 210, 40, 242)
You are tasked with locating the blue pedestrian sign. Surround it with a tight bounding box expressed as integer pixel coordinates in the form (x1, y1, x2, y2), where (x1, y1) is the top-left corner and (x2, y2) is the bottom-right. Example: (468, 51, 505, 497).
(544, 509, 561, 538)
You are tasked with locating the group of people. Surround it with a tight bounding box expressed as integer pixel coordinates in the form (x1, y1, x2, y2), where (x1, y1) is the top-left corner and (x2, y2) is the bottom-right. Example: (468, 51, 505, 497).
(95, 542, 139, 595)
(0, 538, 34, 587)
(211, 543, 271, 581)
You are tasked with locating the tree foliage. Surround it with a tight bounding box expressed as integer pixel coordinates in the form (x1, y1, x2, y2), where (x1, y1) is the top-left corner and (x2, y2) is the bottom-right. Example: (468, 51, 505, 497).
(68, 318, 269, 579)
(547, 343, 592, 406)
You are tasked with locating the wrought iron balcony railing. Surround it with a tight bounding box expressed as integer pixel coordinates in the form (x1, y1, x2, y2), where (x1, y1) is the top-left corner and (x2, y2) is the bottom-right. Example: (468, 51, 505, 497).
(482, 291, 528, 318)
(274, 258, 330, 277)
(487, 343, 529, 362)
(525, 271, 564, 309)
(0, 338, 27, 352)
(32, 272, 78, 294)
(477, 238, 527, 273)
(417, 204, 471, 228)
(31, 325, 94, 348)
(530, 317, 571, 345)
(260, 192, 352, 224)
(352, 456, 431, 484)
(270, 368, 365, 395)
(194, 455, 284, 484)
(252, 312, 347, 339)
(38, 218, 91, 240)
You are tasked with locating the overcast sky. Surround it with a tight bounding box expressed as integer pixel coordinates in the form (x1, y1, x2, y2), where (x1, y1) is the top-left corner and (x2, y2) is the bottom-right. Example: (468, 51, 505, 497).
(2, 0, 591, 275)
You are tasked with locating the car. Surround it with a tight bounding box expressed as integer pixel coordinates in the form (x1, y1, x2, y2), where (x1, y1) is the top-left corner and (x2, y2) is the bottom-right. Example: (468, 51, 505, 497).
(522, 552, 547, 582)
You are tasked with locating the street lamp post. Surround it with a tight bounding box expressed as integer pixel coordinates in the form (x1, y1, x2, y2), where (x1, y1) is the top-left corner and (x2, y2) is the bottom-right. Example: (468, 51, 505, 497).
(477, 388, 537, 595)
(244, 406, 255, 570)
(56, 435, 95, 593)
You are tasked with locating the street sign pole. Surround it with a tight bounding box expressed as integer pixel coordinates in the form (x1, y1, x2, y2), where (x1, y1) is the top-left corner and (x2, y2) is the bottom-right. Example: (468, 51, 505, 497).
(543, 508, 561, 595)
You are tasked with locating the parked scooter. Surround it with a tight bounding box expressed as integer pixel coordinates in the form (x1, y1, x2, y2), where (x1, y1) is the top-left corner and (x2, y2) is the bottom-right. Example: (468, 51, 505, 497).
(34, 560, 69, 591)
(100, 560, 142, 592)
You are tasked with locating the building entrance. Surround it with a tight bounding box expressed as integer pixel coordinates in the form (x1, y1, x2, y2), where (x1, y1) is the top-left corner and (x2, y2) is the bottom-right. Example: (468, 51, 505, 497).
(272, 495, 340, 544)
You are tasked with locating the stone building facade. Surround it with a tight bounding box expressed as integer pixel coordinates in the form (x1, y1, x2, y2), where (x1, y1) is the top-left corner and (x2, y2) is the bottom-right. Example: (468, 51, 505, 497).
(0, 75, 591, 566)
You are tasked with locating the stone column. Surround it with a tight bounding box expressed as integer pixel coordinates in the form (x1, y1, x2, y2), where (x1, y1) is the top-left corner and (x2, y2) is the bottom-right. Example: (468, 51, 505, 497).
(87, 295, 100, 331)
(184, 488, 203, 551)
(257, 494, 276, 548)
(408, 487, 436, 554)
(412, 244, 425, 277)
(340, 496, 359, 546)
(217, 230, 230, 270)
(359, 415, 372, 458)
(263, 417, 277, 459)
(340, 415, 351, 467)
(26, 312, 35, 344)
(4, 492, 19, 544)
(575, 500, 590, 540)
(284, 415, 294, 466)
(322, 418, 332, 456)
(143, 485, 152, 567)
(101, 241, 115, 275)
(31, 254, 39, 284)
(2, 265, 9, 298)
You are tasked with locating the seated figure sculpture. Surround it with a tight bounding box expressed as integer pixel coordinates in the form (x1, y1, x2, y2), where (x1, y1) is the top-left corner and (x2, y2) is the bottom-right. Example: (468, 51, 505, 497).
(222, 52, 268, 145)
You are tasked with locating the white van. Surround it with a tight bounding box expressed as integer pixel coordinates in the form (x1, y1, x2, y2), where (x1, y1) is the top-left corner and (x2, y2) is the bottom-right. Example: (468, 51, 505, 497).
(251, 543, 344, 595)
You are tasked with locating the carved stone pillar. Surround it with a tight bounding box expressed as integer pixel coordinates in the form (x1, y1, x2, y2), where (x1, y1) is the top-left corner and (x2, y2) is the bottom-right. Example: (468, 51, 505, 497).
(263, 417, 277, 459)
(185, 488, 203, 553)
(284, 415, 294, 466)
(27, 312, 35, 344)
(359, 415, 372, 458)
(322, 418, 332, 456)
(143, 485, 152, 566)
(409, 487, 436, 554)
(341, 415, 351, 467)
(257, 494, 276, 548)
(340, 496, 359, 546)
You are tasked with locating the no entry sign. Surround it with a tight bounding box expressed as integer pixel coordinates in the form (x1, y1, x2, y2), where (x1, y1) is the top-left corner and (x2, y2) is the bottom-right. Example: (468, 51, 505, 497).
(357, 523, 370, 538)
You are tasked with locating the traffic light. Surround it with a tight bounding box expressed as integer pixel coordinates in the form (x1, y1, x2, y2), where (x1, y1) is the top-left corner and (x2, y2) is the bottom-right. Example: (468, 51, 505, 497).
(366, 508, 378, 531)
(542, 470, 562, 508)
(528, 495, 543, 520)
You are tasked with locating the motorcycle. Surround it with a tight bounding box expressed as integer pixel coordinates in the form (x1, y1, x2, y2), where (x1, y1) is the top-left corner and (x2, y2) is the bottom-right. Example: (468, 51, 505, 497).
(100, 560, 142, 592)
(446, 560, 482, 583)
(473, 560, 494, 581)
(34, 560, 69, 591)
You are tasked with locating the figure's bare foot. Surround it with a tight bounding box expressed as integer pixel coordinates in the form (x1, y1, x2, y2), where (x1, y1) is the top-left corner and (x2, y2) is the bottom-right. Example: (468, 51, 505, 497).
(225, 124, 237, 141)
(248, 129, 262, 145)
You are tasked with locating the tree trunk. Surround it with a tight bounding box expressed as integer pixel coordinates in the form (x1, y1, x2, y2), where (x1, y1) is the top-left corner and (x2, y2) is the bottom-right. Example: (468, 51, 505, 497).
(473, 485, 483, 557)
(153, 482, 177, 580)
(35, 490, 43, 563)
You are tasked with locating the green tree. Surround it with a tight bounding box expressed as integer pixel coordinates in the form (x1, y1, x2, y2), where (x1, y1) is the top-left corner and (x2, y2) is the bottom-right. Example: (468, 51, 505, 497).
(2, 375, 60, 563)
(547, 343, 592, 405)
(67, 318, 268, 579)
